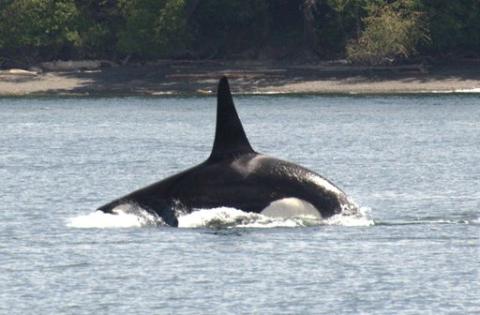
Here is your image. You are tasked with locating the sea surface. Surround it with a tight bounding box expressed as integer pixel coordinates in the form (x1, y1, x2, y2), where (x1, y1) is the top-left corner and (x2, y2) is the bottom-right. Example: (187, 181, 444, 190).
(0, 95, 479, 314)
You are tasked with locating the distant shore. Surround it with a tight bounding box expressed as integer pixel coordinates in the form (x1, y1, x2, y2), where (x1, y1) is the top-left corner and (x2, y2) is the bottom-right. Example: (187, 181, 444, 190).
(1, 60, 480, 96)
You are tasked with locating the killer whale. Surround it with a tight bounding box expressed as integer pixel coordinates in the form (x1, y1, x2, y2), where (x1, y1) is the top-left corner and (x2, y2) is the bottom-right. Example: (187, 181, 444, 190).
(98, 77, 358, 226)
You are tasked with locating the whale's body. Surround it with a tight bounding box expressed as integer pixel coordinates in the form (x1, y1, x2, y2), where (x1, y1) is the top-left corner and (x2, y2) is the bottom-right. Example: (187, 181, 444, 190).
(98, 77, 357, 226)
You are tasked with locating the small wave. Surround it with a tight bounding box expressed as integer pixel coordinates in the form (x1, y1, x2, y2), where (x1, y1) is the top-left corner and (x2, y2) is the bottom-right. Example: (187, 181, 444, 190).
(68, 203, 374, 229)
(67, 204, 163, 229)
(177, 206, 374, 229)
(374, 218, 478, 226)
(177, 207, 307, 228)
(324, 207, 374, 227)
(429, 88, 480, 94)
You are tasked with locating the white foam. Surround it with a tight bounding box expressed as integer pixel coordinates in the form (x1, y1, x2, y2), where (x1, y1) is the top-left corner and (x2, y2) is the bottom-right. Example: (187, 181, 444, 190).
(454, 88, 480, 93)
(67, 204, 163, 229)
(249, 91, 292, 95)
(430, 88, 480, 94)
(177, 206, 374, 229)
(178, 207, 264, 228)
(68, 202, 373, 229)
(177, 207, 316, 228)
(323, 207, 375, 227)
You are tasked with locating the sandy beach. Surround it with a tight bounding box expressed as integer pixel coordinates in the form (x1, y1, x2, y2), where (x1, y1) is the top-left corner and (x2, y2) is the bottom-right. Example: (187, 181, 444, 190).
(1, 60, 479, 96)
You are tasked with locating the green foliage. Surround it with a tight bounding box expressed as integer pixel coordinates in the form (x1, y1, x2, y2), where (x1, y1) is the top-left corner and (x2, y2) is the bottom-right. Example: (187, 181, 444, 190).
(155, 0, 189, 55)
(421, 0, 480, 55)
(190, 0, 269, 57)
(73, 1, 123, 59)
(0, 0, 478, 65)
(116, 0, 189, 59)
(346, 0, 429, 65)
(116, 0, 165, 58)
(0, 0, 81, 60)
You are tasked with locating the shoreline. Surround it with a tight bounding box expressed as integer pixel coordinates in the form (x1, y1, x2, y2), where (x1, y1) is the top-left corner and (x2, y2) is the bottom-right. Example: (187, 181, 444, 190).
(1, 61, 480, 96)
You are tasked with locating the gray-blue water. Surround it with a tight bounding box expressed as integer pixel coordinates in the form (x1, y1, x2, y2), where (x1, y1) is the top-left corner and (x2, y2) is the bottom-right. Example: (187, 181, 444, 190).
(1, 95, 479, 314)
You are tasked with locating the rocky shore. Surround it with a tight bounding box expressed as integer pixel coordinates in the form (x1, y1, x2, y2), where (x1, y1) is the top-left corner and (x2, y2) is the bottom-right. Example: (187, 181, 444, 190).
(1, 60, 479, 96)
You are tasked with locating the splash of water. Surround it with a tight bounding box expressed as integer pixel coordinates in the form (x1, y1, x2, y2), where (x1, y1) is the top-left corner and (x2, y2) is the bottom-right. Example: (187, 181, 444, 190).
(67, 204, 163, 228)
(177, 207, 304, 228)
(323, 206, 374, 227)
(68, 204, 374, 229)
(177, 206, 374, 228)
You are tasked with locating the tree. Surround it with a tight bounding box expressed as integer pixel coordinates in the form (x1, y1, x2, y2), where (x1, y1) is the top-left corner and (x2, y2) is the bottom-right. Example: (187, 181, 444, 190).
(155, 0, 189, 55)
(0, 0, 81, 62)
(73, 0, 123, 59)
(116, 0, 190, 60)
(0, 0, 478, 64)
(189, 0, 270, 58)
(421, 0, 480, 56)
(346, 0, 429, 65)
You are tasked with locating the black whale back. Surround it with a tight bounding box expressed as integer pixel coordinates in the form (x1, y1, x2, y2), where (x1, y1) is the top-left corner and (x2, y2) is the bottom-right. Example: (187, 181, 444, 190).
(97, 76, 354, 227)
(208, 77, 255, 161)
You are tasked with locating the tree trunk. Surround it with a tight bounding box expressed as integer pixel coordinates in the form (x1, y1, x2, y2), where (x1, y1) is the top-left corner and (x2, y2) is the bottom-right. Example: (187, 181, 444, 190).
(303, 0, 317, 50)
(185, 0, 201, 21)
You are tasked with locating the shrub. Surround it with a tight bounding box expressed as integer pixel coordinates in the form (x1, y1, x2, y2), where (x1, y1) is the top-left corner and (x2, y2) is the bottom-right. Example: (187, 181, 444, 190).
(155, 0, 189, 55)
(346, 0, 429, 65)
(0, 0, 81, 61)
(116, 0, 189, 59)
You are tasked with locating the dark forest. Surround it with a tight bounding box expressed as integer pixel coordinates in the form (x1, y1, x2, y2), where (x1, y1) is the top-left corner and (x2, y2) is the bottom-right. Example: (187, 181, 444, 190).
(0, 0, 479, 67)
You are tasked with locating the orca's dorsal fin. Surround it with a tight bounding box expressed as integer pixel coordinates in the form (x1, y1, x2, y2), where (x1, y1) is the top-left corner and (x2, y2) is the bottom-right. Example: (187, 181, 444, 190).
(208, 76, 254, 161)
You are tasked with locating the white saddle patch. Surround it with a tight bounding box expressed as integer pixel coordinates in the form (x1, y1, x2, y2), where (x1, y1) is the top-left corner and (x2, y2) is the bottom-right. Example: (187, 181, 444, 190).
(261, 198, 321, 219)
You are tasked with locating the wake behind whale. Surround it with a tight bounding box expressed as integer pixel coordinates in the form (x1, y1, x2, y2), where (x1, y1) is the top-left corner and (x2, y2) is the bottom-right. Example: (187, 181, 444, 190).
(70, 203, 373, 229)
(96, 77, 360, 227)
